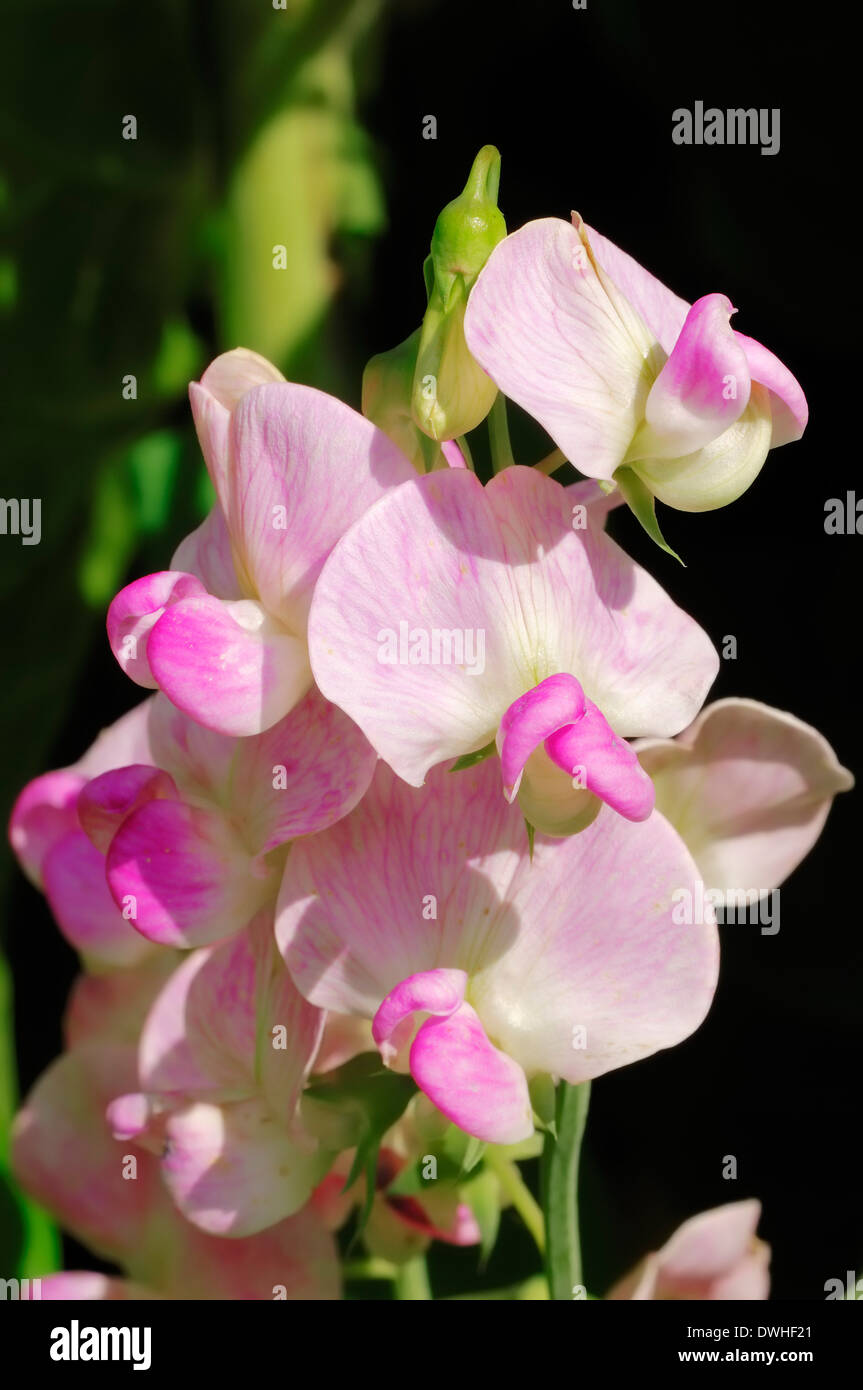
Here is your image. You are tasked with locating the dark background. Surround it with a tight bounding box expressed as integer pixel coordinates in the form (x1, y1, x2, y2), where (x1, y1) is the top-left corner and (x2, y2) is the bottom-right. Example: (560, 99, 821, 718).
(1, 0, 858, 1298)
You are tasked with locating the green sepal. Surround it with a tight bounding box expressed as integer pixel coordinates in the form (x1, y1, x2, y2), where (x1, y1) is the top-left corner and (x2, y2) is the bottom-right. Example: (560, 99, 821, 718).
(614, 466, 684, 565)
(450, 739, 496, 772)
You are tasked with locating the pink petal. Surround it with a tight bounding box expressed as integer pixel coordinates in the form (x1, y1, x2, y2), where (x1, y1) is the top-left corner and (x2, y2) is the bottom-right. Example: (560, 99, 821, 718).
(139, 914, 323, 1111)
(636, 699, 854, 892)
(159, 1096, 325, 1237)
(78, 765, 179, 854)
(147, 593, 311, 736)
(279, 757, 718, 1088)
(585, 222, 690, 353)
(107, 571, 208, 688)
(544, 698, 655, 821)
(43, 830, 154, 967)
(498, 674, 586, 799)
(105, 799, 270, 948)
(224, 685, 377, 854)
(189, 348, 285, 515)
(309, 465, 718, 787)
(410, 1001, 534, 1143)
(8, 769, 87, 887)
(64, 956, 179, 1051)
(641, 294, 751, 457)
(223, 383, 416, 634)
(587, 225, 807, 450)
(30, 1273, 162, 1301)
(734, 332, 808, 446)
(170, 504, 242, 599)
(464, 217, 656, 480)
(372, 968, 468, 1067)
(11, 1046, 161, 1262)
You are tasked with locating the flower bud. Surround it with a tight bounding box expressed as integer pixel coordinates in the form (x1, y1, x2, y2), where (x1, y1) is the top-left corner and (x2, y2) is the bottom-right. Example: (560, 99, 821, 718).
(410, 146, 507, 442)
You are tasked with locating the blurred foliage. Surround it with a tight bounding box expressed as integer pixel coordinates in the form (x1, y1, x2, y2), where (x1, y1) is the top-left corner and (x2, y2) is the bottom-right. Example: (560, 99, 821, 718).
(0, 0, 390, 1280)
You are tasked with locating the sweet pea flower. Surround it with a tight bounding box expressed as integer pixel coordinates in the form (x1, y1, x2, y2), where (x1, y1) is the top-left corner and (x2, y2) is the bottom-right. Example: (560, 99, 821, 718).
(107, 348, 417, 736)
(11, 684, 375, 955)
(108, 913, 330, 1237)
(8, 701, 159, 968)
(308, 464, 718, 836)
(463, 216, 807, 512)
(276, 758, 719, 1145)
(608, 1200, 770, 1300)
(635, 699, 853, 898)
(11, 955, 340, 1299)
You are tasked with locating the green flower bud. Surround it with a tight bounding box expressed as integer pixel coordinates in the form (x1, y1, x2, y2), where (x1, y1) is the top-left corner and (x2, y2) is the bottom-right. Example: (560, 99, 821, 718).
(410, 146, 507, 442)
(411, 281, 499, 441)
(430, 145, 506, 310)
(362, 329, 447, 472)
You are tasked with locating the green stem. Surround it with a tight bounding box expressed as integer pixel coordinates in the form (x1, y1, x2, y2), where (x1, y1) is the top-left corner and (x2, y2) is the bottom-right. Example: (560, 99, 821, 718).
(488, 394, 516, 473)
(455, 433, 475, 471)
(540, 1080, 591, 1300)
(484, 1148, 545, 1254)
(534, 447, 567, 475)
(394, 1255, 432, 1300)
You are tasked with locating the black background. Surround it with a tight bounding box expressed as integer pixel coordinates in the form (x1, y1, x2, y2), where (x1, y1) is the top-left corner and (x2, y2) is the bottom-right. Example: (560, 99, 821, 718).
(2, 0, 858, 1299)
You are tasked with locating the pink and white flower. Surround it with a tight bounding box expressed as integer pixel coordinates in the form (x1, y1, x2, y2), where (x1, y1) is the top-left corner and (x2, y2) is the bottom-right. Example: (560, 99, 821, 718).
(464, 217, 807, 511)
(276, 759, 719, 1145)
(108, 914, 329, 1237)
(107, 349, 417, 736)
(608, 1200, 770, 1300)
(308, 464, 718, 835)
(636, 699, 854, 896)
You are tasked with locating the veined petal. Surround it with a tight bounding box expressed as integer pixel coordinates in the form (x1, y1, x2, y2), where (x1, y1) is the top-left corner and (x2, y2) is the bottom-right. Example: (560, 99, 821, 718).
(105, 799, 270, 948)
(159, 1097, 325, 1237)
(147, 593, 311, 737)
(225, 383, 416, 633)
(464, 217, 658, 480)
(170, 505, 243, 600)
(309, 465, 718, 787)
(139, 914, 323, 1112)
(636, 698, 854, 893)
(229, 686, 378, 855)
(278, 757, 717, 1089)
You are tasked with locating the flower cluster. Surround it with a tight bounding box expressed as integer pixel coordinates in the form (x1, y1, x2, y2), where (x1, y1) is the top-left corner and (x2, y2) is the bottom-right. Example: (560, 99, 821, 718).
(8, 152, 851, 1301)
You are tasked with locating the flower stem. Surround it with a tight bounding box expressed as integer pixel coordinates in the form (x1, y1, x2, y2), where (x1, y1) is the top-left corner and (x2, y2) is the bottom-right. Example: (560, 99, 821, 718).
(534, 447, 567, 475)
(488, 393, 516, 473)
(394, 1255, 432, 1300)
(484, 1147, 545, 1254)
(540, 1080, 591, 1300)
